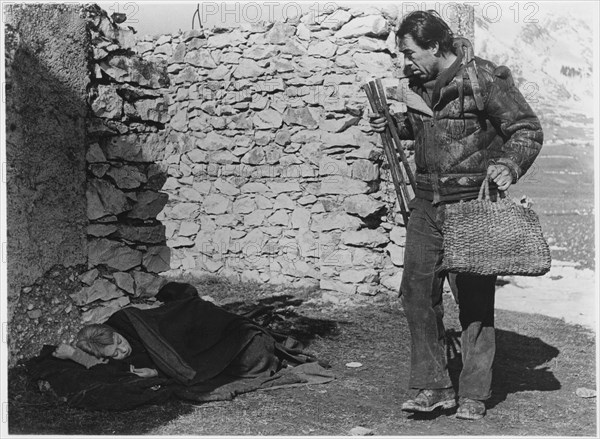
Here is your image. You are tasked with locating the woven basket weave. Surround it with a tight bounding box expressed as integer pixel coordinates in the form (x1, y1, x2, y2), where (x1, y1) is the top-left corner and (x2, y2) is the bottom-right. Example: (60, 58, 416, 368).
(441, 179, 552, 276)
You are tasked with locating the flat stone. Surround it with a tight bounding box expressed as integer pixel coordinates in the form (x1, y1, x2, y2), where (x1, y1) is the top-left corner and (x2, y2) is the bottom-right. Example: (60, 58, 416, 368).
(81, 297, 130, 324)
(308, 40, 337, 58)
(133, 270, 167, 296)
(381, 269, 403, 291)
(268, 209, 289, 226)
(170, 108, 189, 131)
(169, 202, 200, 219)
(116, 224, 165, 244)
(87, 178, 132, 220)
(86, 143, 107, 163)
(102, 133, 167, 162)
(241, 147, 265, 165)
(268, 181, 301, 194)
(320, 278, 357, 295)
(241, 182, 270, 193)
(320, 176, 370, 195)
(291, 207, 311, 229)
(319, 157, 350, 177)
(283, 107, 318, 129)
(168, 237, 195, 248)
(91, 84, 123, 119)
(311, 212, 362, 232)
(184, 49, 217, 68)
(339, 268, 378, 284)
(214, 178, 240, 196)
(233, 197, 256, 214)
(344, 194, 386, 218)
(88, 239, 143, 271)
(71, 278, 123, 306)
(106, 165, 148, 189)
(233, 58, 263, 79)
(352, 52, 394, 74)
(274, 194, 295, 210)
(143, 245, 171, 273)
(335, 15, 389, 39)
(320, 115, 360, 133)
(253, 109, 283, 129)
(170, 42, 186, 63)
(113, 272, 135, 295)
(244, 209, 269, 226)
(79, 268, 100, 286)
(133, 98, 170, 123)
(358, 36, 387, 51)
(386, 243, 405, 266)
(87, 223, 118, 237)
(207, 29, 245, 48)
(203, 194, 230, 214)
(99, 55, 169, 88)
(319, 9, 352, 30)
(179, 187, 204, 202)
(198, 131, 235, 151)
(342, 229, 388, 247)
(390, 226, 406, 245)
(265, 22, 296, 44)
(127, 191, 168, 220)
(352, 159, 379, 182)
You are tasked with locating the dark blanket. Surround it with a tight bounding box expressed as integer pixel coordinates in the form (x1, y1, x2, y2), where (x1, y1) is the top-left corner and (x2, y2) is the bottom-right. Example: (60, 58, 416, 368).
(24, 283, 334, 410)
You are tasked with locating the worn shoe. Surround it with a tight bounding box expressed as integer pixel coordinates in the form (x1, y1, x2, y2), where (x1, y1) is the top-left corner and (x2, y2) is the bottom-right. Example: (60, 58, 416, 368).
(456, 398, 486, 420)
(401, 388, 457, 413)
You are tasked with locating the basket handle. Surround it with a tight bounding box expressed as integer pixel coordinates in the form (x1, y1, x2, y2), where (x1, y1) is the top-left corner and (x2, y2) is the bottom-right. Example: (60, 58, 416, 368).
(478, 177, 507, 201)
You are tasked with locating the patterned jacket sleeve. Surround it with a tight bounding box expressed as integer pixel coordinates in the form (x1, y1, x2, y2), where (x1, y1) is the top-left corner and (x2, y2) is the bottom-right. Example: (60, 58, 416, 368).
(483, 65, 544, 183)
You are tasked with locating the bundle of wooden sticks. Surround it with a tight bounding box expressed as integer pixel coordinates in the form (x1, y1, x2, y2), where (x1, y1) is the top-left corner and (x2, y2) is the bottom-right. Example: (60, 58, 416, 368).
(362, 79, 415, 225)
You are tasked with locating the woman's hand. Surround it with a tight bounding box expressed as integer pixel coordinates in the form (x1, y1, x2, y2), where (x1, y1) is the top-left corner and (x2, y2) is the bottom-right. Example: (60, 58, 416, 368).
(52, 343, 76, 360)
(130, 365, 158, 378)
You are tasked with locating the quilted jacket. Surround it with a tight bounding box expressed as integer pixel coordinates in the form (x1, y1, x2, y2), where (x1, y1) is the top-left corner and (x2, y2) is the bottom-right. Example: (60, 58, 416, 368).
(394, 38, 543, 203)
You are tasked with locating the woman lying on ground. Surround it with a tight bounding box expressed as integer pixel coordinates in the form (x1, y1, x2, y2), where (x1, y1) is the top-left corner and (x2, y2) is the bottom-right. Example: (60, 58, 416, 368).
(51, 282, 307, 385)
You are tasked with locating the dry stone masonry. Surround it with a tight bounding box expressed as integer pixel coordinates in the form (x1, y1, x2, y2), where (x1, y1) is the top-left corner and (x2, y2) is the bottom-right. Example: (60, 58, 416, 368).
(75, 5, 173, 323)
(139, 4, 416, 302)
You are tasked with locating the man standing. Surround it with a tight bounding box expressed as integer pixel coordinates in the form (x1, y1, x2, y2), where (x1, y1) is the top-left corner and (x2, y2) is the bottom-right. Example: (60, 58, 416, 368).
(370, 10, 543, 420)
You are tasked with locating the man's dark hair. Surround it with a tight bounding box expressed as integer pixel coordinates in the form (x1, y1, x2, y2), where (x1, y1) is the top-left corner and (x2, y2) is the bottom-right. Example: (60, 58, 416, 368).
(396, 10, 455, 54)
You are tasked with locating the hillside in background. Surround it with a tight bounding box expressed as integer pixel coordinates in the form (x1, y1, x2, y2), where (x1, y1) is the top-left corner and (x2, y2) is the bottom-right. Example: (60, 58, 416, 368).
(475, 9, 594, 119)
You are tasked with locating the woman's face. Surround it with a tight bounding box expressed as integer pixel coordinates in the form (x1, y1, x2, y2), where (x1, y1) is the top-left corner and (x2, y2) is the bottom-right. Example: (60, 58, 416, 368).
(101, 332, 132, 360)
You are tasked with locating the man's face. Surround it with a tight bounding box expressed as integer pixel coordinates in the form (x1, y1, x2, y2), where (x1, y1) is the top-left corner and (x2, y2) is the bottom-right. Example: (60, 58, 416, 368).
(398, 35, 439, 81)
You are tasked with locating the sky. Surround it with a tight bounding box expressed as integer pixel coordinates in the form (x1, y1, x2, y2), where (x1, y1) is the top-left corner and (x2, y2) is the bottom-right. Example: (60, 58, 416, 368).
(96, 1, 596, 37)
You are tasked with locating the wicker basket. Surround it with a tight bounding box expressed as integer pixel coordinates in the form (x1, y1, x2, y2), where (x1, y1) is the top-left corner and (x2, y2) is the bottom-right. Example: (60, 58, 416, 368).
(441, 179, 552, 276)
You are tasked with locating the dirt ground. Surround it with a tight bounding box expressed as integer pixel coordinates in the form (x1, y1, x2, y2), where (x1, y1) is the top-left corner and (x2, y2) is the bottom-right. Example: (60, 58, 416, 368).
(8, 277, 597, 436)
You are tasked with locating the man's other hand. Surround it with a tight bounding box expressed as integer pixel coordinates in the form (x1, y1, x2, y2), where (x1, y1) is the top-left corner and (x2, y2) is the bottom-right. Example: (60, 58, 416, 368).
(487, 164, 513, 191)
(368, 111, 387, 132)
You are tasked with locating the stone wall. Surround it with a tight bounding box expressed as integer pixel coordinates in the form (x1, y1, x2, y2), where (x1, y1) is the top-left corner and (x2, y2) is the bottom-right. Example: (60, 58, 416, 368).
(70, 5, 173, 324)
(132, 5, 418, 302)
(5, 4, 89, 320)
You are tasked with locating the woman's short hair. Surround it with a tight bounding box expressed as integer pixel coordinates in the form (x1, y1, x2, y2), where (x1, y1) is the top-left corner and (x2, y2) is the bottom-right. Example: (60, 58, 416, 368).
(397, 10, 455, 54)
(76, 324, 116, 358)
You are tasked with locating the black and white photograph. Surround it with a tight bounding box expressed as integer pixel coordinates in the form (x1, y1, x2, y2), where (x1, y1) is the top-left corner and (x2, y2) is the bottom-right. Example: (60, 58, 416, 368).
(1, 0, 598, 436)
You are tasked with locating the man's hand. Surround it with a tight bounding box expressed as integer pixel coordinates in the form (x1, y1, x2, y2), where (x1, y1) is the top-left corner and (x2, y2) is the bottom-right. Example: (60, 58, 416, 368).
(52, 343, 76, 360)
(487, 164, 513, 191)
(130, 366, 158, 378)
(368, 111, 387, 132)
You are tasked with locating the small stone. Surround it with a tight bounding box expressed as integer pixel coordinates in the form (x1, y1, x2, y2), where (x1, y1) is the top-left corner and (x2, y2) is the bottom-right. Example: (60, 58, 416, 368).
(345, 362, 363, 368)
(79, 268, 100, 286)
(27, 310, 42, 319)
(349, 426, 373, 436)
(576, 387, 597, 398)
(113, 272, 135, 295)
